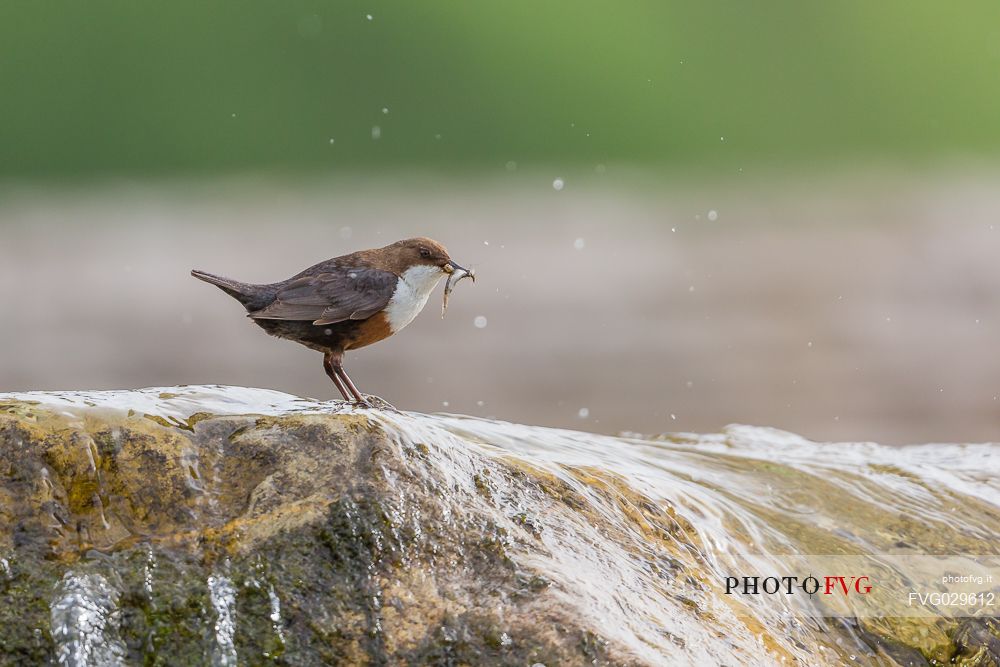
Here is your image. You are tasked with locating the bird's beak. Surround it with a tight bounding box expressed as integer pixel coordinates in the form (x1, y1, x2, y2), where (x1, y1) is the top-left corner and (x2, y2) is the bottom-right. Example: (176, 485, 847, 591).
(444, 259, 474, 281)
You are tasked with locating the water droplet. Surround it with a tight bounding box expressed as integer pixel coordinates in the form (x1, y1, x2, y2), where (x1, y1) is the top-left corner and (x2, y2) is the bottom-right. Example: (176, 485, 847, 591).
(365, 13, 373, 20)
(505, 160, 517, 171)
(552, 178, 565, 191)
(670, 414, 677, 420)
(573, 238, 585, 250)
(707, 209, 718, 221)
(381, 107, 389, 114)
(371, 125, 381, 140)
(328, 138, 335, 144)
(473, 316, 488, 329)
(476, 400, 484, 407)
(442, 401, 449, 407)
(577, 407, 590, 418)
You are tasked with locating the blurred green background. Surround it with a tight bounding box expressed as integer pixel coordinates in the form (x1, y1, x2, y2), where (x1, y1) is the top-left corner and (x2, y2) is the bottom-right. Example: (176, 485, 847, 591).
(3, 1, 1000, 179)
(3, 2, 1000, 444)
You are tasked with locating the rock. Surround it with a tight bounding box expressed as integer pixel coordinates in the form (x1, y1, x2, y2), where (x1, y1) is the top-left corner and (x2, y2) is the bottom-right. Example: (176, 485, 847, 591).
(0, 387, 998, 666)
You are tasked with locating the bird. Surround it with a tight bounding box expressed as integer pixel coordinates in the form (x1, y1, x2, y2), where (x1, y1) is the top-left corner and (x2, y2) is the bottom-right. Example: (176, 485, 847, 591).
(191, 237, 474, 406)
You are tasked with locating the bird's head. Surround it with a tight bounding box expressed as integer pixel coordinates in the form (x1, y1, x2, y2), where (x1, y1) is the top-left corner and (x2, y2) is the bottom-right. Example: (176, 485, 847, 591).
(386, 237, 472, 277)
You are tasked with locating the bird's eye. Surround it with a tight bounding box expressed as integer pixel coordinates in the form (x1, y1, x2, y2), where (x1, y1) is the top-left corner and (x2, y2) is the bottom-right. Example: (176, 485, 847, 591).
(419, 248, 431, 258)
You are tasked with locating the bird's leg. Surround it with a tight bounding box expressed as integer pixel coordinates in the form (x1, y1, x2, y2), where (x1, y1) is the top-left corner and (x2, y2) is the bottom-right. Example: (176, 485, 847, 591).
(323, 352, 351, 402)
(335, 365, 370, 406)
(324, 351, 389, 409)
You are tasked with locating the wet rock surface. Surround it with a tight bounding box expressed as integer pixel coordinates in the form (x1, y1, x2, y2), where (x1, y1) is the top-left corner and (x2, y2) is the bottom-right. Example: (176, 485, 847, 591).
(0, 387, 998, 666)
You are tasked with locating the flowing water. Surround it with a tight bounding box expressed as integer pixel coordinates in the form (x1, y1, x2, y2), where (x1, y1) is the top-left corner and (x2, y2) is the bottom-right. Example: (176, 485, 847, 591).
(1, 386, 998, 665)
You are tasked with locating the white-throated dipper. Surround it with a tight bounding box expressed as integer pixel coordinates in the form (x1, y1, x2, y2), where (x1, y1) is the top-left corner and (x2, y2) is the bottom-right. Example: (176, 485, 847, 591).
(191, 237, 474, 406)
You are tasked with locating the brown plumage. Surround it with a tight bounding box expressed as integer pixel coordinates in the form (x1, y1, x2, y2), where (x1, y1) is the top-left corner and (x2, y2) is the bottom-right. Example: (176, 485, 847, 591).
(191, 237, 473, 406)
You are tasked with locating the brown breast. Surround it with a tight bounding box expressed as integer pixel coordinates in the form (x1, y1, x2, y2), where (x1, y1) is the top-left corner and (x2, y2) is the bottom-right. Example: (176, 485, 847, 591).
(344, 311, 394, 350)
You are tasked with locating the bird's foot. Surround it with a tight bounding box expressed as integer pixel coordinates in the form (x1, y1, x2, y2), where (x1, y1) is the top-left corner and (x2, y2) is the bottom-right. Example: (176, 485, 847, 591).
(354, 394, 397, 411)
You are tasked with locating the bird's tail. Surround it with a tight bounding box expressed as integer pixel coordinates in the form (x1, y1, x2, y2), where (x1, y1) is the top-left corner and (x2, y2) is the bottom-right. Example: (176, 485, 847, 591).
(191, 269, 269, 311)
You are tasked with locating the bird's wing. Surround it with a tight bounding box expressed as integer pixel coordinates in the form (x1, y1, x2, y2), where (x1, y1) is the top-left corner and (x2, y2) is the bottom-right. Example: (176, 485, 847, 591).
(248, 268, 397, 325)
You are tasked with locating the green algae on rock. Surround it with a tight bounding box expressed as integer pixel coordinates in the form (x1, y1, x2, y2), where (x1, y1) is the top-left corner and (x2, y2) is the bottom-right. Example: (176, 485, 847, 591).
(0, 386, 998, 666)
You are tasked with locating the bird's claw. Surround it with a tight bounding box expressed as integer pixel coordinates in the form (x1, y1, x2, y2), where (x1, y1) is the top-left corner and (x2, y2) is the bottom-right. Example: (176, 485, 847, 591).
(353, 395, 397, 411)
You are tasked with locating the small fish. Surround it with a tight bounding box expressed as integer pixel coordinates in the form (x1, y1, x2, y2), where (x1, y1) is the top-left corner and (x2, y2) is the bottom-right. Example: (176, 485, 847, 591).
(442, 267, 475, 317)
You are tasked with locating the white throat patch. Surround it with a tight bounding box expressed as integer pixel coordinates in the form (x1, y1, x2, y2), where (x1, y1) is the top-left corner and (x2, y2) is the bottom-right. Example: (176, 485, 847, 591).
(384, 265, 444, 332)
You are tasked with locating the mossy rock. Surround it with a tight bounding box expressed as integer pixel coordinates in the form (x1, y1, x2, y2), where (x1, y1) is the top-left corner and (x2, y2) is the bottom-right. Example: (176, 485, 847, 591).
(1, 390, 998, 666)
(0, 401, 637, 665)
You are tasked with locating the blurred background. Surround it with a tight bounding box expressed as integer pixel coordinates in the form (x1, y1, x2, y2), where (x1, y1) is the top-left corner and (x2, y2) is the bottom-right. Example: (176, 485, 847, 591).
(2, 1, 999, 444)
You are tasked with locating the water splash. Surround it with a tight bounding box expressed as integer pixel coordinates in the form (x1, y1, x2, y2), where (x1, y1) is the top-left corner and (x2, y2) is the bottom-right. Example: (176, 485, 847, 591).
(207, 574, 238, 667)
(267, 584, 285, 645)
(51, 572, 127, 667)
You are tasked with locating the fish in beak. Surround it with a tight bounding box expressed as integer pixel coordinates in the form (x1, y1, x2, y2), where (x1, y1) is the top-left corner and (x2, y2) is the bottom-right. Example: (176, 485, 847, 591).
(442, 260, 475, 317)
